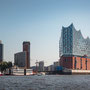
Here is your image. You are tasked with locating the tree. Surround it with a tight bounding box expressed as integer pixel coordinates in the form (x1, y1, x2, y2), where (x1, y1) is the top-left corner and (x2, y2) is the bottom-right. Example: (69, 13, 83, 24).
(0, 62, 8, 72)
(0, 61, 12, 72)
(7, 62, 12, 68)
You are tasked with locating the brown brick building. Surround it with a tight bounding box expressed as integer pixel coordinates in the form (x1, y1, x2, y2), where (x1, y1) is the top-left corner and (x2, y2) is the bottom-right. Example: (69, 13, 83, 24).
(60, 55, 90, 70)
(23, 41, 30, 69)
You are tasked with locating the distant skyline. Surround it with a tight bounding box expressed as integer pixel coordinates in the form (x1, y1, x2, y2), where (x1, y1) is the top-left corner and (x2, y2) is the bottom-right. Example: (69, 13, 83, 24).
(0, 0, 90, 66)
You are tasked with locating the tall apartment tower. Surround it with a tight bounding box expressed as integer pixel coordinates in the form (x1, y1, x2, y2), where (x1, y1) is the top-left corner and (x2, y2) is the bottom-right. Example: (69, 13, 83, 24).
(23, 41, 30, 69)
(0, 40, 3, 62)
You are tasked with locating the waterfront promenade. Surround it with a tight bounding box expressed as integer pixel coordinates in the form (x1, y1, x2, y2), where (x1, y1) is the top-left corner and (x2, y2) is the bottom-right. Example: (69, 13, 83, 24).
(0, 75, 90, 90)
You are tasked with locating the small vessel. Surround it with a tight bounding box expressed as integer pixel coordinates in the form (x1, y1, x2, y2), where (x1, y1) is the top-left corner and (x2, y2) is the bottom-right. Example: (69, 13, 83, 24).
(37, 72, 46, 76)
(0, 72, 3, 76)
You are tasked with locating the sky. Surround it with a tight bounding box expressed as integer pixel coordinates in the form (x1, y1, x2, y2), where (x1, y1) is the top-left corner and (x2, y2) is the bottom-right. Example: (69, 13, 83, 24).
(0, 0, 90, 66)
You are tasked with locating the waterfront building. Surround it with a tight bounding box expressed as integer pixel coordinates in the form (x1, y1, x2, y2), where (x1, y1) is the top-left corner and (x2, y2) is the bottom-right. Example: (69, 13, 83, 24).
(14, 41, 30, 69)
(14, 52, 26, 68)
(48, 65, 54, 71)
(23, 41, 30, 69)
(59, 23, 90, 70)
(39, 61, 44, 71)
(53, 61, 59, 71)
(0, 41, 3, 62)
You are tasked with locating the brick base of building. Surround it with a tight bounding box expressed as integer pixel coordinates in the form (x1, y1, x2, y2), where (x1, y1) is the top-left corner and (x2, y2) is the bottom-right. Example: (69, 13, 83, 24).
(60, 55, 90, 70)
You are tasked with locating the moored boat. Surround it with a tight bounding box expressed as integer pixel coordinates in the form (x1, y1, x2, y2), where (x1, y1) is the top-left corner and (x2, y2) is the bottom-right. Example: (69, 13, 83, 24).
(0, 72, 3, 76)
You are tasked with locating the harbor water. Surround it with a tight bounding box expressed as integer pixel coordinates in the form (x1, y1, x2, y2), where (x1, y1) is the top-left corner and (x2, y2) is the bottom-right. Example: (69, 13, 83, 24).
(0, 75, 90, 90)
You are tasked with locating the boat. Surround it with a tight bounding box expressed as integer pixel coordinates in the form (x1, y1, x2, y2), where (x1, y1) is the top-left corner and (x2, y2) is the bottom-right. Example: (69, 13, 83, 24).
(0, 72, 3, 76)
(37, 72, 46, 76)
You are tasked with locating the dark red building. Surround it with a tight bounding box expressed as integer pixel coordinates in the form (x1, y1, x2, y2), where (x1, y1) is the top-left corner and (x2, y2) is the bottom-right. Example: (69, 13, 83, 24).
(60, 55, 90, 70)
(23, 41, 30, 69)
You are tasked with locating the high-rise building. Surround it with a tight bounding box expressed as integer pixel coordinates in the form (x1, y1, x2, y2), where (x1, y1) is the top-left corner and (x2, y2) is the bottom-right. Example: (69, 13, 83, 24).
(39, 61, 44, 71)
(14, 52, 26, 67)
(23, 41, 30, 69)
(59, 23, 90, 57)
(14, 41, 30, 69)
(59, 24, 90, 70)
(0, 41, 3, 62)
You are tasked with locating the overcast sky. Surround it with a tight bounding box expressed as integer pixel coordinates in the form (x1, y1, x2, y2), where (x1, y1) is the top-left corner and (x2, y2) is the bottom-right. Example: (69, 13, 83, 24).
(0, 0, 90, 66)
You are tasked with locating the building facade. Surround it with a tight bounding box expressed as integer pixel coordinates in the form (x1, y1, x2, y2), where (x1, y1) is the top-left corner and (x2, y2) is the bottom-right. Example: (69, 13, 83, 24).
(60, 55, 90, 70)
(59, 23, 90, 57)
(0, 41, 3, 62)
(39, 61, 44, 71)
(53, 61, 59, 71)
(14, 52, 26, 68)
(23, 41, 30, 69)
(59, 24, 90, 70)
(14, 41, 30, 69)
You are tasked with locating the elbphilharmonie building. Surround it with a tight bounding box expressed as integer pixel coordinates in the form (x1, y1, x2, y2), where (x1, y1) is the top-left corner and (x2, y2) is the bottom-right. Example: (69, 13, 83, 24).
(59, 23, 90, 70)
(59, 23, 90, 57)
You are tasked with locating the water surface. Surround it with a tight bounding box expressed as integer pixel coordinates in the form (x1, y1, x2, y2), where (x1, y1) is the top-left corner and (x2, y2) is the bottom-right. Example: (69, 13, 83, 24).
(0, 75, 90, 90)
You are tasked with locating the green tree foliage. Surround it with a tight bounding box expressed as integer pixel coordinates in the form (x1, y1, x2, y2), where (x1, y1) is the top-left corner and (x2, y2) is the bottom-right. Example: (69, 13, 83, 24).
(0, 61, 12, 72)
(7, 62, 12, 68)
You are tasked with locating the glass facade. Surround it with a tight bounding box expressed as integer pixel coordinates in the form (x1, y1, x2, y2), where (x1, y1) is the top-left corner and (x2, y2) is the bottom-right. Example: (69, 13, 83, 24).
(59, 23, 90, 57)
